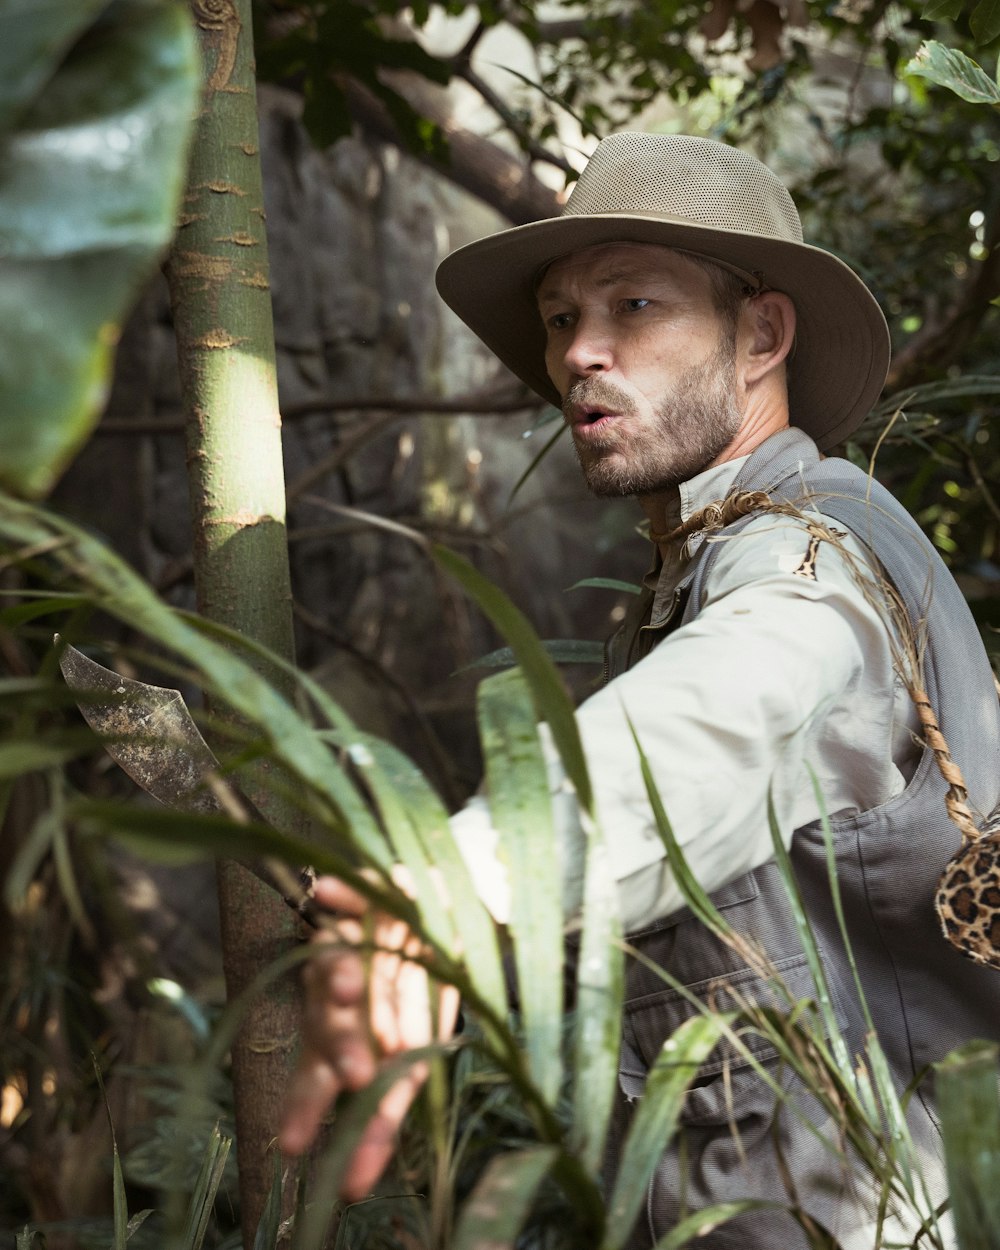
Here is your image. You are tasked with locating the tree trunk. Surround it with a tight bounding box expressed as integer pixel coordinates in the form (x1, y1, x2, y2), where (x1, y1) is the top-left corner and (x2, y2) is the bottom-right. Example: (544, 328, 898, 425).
(163, 1, 298, 1241)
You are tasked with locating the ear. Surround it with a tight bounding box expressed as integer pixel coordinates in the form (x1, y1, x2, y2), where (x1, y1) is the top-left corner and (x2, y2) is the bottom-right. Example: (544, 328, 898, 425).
(740, 291, 795, 387)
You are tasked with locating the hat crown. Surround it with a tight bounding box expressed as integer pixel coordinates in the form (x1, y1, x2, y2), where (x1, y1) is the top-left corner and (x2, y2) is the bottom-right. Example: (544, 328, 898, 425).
(563, 132, 804, 244)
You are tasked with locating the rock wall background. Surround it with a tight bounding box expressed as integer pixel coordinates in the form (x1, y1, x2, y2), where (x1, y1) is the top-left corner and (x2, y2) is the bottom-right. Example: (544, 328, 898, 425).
(54, 85, 648, 811)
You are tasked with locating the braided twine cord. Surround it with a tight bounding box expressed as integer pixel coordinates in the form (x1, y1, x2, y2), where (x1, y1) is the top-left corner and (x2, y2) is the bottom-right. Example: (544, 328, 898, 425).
(656, 489, 986, 856)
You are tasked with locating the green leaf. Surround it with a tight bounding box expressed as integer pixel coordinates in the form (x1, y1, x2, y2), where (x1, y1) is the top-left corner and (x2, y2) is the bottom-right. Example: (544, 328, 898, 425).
(451, 1146, 560, 1250)
(182, 1124, 233, 1250)
(458, 639, 605, 672)
(0, 740, 84, 777)
(294, 1046, 443, 1250)
(971, 0, 1000, 44)
(651, 1199, 786, 1249)
(920, 0, 963, 19)
(433, 543, 594, 815)
(935, 1040, 1000, 1250)
(506, 422, 565, 507)
(603, 1013, 737, 1244)
(478, 668, 564, 1104)
(0, 0, 200, 497)
(92, 1058, 129, 1250)
(569, 800, 622, 1180)
(905, 41, 1000, 106)
(252, 1149, 284, 1250)
(330, 731, 509, 1024)
(0, 0, 106, 133)
(566, 578, 642, 595)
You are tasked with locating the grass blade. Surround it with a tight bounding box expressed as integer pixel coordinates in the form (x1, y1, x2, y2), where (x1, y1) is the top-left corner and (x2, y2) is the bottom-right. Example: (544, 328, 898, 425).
(451, 1146, 559, 1250)
(477, 668, 564, 1105)
(252, 1147, 284, 1250)
(181, 1123, 232, 1250)
(433, 543, 593, 815)
(570, 808, 623, 1178)
(602, 1013, 737, 1247)
(331, 731, 508, 1024)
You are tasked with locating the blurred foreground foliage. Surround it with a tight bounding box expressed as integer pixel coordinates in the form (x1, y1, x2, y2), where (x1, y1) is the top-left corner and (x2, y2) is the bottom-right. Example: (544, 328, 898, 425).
(2, 0, 1000, 1247)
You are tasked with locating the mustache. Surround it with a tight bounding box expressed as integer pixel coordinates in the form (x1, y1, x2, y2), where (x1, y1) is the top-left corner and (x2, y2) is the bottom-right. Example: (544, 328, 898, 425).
(562, 377, 637, 418)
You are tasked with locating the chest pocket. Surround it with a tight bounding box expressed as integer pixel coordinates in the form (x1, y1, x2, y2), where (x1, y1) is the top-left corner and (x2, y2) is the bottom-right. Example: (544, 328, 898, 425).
(619, 873, 847, 1127)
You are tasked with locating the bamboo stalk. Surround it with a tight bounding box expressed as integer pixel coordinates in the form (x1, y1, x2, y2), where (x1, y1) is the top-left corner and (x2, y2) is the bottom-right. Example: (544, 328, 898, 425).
(163, 0, 299, 1239)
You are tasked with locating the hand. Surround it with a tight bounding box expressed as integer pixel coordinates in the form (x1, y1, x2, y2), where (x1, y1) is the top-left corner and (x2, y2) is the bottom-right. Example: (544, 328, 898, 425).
(278, 874, 459, 1200)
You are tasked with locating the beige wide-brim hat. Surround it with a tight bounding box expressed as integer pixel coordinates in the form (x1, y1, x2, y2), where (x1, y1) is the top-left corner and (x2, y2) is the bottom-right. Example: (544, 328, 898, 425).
(436, 132, 890, 451)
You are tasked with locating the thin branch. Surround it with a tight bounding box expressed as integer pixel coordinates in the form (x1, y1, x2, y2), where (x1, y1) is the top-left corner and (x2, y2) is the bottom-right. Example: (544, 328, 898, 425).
(454, 64, 576, 176)
(96, 389, 546, 436)
(341, 72, 562, 224)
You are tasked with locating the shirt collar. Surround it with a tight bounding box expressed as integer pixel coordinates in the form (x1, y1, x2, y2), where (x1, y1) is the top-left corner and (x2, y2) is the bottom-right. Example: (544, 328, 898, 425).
(642, 454, 751, 608)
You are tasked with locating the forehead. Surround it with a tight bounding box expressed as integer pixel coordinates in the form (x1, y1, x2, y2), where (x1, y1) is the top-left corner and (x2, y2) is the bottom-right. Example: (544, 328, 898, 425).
(535, 242, 712, 304)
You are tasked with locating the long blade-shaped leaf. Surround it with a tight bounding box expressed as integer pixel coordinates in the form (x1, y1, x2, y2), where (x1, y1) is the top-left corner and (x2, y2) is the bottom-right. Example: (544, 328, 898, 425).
(652, 1199, 787, 1250)
(602, 1013, 736, 1247)
(182, 1124, 232, 1250)
(570, 807, 623, 1178)
(332, 731, 508, 1024)
(433, 543, 593, 814)
(451, 1146, 559, 1250)
(0, 497, 392, 871)
(764, 789, 851, 1078)
(478, 668, 564, 1104)
(935, 1040, 1000, 1250)
(293, 1045, 444, 1250)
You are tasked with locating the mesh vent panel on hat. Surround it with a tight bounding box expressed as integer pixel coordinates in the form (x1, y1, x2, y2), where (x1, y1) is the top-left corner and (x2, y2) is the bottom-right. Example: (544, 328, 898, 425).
(563, 133, 804, 244)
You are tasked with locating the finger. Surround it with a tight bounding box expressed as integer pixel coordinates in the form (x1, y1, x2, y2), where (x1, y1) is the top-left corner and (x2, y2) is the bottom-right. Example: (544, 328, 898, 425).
(303, 939, 367, 1007)
(279, 1053, 342, 1157)
(338, 1065, 428, 1202)
(311, 875, 371, 915)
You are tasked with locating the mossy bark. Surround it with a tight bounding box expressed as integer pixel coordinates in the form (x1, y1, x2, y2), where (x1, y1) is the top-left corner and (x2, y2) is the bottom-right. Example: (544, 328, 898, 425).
(163, 1, 298, 1240)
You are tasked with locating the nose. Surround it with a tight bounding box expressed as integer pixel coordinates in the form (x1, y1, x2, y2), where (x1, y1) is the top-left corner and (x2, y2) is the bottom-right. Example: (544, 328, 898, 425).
(560, 316, 613, 381)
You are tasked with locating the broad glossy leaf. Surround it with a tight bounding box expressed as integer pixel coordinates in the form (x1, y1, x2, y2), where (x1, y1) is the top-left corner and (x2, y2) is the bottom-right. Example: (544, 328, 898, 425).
(0, 0, 105, 132)
(0, 0, 199, 497)
(919, 0, 963, 19)
(478, 668, 564, 1104)
(603, 1013, 736, 1247)
(971, 0, 1000, 44)
(451, 1146, 559, 1250)
(906, 41, 1000, 106)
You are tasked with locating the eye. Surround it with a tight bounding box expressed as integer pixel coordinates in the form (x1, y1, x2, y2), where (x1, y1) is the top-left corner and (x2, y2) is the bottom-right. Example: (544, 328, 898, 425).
(621, 298, 649, 313)
(546, 312, 573, 331)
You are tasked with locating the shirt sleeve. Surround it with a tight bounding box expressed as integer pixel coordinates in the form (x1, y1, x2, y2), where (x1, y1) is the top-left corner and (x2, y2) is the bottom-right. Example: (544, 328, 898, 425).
(452, 511, 906, 932)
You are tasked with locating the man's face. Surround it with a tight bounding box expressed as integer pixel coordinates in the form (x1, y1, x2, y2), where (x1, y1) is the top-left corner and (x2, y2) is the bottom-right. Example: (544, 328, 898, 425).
(536, 242, 744, 497)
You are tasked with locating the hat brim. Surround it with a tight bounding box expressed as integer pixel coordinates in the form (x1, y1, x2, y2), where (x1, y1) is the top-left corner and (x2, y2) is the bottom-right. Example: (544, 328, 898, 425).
(435, 212, 890, 451)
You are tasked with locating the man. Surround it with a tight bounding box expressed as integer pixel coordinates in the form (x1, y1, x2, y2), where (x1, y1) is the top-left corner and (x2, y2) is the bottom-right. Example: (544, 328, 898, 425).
(281, 133, 1000, 1246)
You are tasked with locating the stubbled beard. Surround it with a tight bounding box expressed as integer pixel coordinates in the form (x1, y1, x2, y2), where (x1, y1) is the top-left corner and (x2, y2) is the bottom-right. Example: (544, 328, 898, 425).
(563, 344, 742, 498)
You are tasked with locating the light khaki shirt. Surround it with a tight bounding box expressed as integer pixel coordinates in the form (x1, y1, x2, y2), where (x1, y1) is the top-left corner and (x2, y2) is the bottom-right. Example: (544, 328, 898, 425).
(453, 452, 921, 931)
